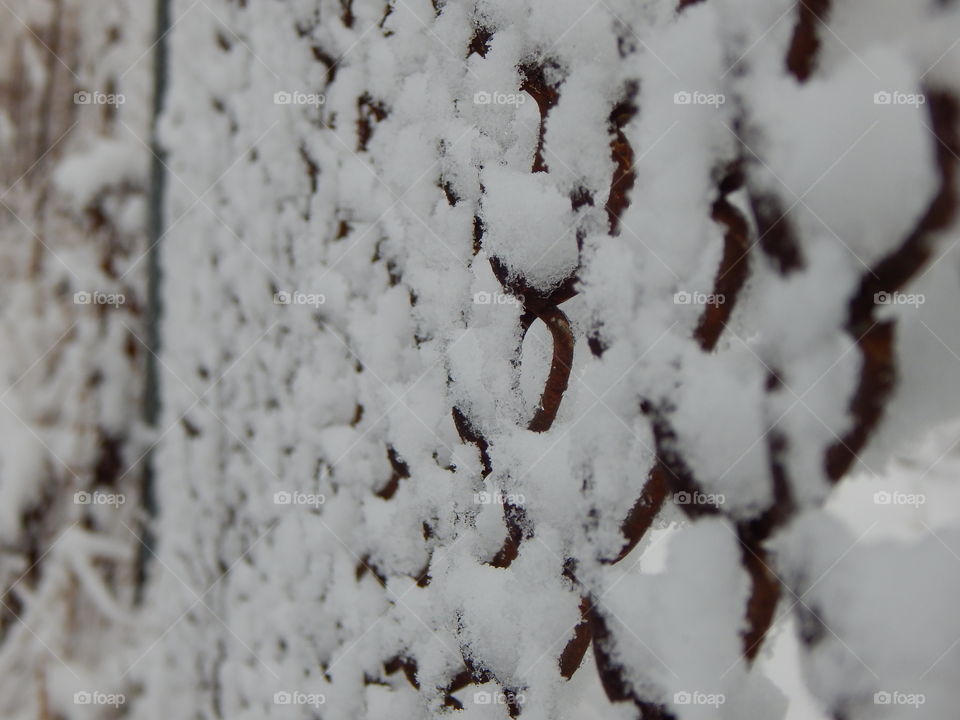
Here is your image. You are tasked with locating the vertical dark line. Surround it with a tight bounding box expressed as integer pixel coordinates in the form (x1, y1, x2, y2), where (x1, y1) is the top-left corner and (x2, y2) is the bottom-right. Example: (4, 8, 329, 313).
(136, 0, 171, 603)
(146, 0, 170, 424)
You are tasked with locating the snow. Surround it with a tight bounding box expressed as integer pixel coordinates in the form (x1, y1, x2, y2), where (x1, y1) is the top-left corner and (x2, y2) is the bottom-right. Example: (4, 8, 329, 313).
(597, 518, 764, 719)
(480, 166, 578, 291)
(53, 137, 147, 212)
(743, 47, 938, 269)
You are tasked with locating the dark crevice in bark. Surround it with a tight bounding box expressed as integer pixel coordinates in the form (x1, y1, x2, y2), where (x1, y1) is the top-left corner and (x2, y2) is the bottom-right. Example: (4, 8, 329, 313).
(826, 91, 959, 482)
